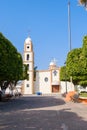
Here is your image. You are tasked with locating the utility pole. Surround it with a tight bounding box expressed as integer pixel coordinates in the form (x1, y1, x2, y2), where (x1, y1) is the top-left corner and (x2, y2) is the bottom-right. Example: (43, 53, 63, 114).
(68, 0, 72, 51)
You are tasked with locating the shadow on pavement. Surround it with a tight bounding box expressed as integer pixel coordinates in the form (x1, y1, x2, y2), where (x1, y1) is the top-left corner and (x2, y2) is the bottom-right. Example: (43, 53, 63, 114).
(0, 108, 87, 130)
(0, 96, 65, 112)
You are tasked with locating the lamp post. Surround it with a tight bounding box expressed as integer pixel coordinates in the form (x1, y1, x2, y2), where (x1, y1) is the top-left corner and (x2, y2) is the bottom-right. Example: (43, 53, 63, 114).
(68, 0, 72, 51)
(64, 62, 67, 94)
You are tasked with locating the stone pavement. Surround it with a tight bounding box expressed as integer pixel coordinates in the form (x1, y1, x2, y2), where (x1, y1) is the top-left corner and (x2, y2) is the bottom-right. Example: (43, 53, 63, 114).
(0, 94, 87, 130)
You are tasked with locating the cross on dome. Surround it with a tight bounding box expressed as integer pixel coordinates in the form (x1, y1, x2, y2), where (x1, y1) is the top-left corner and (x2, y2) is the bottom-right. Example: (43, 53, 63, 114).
(27, 29, 31, 37)
(25, 29, 32, 44)
(52, 58, 57, 65)
(49, 58, 57, 66)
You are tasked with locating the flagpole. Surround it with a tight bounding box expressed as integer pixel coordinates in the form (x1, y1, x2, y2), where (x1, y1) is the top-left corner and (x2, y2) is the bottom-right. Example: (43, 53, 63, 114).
(68, 0, 71, 51)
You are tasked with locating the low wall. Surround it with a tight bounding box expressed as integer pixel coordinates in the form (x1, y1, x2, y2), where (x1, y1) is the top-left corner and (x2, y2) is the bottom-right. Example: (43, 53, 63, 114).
(60, 81, 74, 94)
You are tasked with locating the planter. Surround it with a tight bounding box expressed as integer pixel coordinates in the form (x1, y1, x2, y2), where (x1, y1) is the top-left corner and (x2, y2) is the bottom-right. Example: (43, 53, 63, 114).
(79, 97, 87, 104)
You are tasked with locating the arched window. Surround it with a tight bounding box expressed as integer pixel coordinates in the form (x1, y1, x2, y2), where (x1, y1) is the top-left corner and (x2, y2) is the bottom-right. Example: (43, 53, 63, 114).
(26, 54, 29, 60)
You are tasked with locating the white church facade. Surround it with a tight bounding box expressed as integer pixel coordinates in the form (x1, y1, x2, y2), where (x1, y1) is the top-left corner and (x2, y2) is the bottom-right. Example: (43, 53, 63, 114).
(22, 36, 74, 95)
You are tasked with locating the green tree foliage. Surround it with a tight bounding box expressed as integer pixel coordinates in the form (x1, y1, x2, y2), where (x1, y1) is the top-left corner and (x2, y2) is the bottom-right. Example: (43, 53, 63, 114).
(60, 66, 65, 81)
(34, 66, 37, 81)
(0, 32, 23, 89)
(79, 36, 87, 86)
(79, 0, 87, 5)
(60, 66, 69, 81)
(66, 48, 82, 85)
(22, 64, 28, 80)
(61, 35, 87, 86)
(82, 36, 87, 56)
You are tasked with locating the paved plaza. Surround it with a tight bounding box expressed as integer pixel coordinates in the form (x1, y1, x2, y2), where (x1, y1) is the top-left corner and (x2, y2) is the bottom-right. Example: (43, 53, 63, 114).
(0, 94, 87, 130)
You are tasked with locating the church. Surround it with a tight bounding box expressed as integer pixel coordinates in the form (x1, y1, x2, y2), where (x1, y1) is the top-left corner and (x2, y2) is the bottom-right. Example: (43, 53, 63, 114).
(22, 36, 74, 95)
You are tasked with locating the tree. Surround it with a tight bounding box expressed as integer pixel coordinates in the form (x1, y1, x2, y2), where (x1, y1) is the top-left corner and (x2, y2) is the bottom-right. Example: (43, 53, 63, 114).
(34, 66, 38, 81)
(64, 35, 87, 86)
(22, 64, 28, 80)
(78, 0, 87, 9)
(79, 36, 87, 86)
(60, 66, 69, 81)
(0, 32, 23, 89)
(66, 48, 82, 85)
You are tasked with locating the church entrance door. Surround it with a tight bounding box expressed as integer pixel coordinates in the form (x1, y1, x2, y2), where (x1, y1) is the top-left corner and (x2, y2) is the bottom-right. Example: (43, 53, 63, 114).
(52, 85, 60, 93)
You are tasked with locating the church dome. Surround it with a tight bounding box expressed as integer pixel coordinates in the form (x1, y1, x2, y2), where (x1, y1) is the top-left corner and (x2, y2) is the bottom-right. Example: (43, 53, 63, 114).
(50, 62, 55, 66)
(49, 61, 56, 66)
(49, 58, 57, 70)
(25, 37, 31, 44)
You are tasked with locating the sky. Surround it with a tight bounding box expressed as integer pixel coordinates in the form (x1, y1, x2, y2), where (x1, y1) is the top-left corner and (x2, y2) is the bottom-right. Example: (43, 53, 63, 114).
(0, 0, 87, 70)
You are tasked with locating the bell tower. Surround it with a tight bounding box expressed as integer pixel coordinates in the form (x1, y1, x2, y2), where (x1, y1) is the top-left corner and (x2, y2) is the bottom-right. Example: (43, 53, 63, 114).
(23, 36, 34, 94)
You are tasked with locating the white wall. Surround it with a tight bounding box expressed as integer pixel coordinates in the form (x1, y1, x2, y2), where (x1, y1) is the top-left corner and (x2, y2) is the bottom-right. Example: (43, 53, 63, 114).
(60, 81, 74, 93)
(24, 80, 33, 94)
(35, 71, 51, 94)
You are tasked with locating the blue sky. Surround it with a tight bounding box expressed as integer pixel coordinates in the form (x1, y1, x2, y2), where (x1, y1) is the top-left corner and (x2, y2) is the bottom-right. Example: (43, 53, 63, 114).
(0, 0, 87, 70)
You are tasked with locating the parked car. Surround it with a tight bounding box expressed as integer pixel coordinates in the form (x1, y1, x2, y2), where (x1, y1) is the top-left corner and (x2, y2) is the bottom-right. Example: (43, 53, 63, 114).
(78, 86, 87, 93)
